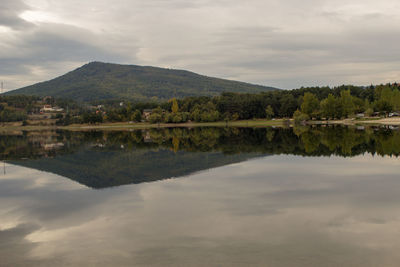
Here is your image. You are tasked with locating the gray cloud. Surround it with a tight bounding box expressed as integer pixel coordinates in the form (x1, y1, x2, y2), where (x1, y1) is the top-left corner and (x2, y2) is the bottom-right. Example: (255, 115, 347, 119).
(0, 0, 33, 29)
(0, 22, 136, 88)
(0, 0, 399, 91)
(0, 223, 42, 266)
(19, 24, 130, 63)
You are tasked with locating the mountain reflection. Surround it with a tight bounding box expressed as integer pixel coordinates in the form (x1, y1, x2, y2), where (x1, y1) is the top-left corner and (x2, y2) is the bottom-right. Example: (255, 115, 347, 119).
(1, 126, 399, 188)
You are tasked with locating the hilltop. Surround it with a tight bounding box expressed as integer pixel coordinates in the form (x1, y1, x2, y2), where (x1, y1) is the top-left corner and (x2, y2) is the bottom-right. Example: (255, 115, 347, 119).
(6, 62, 278, 102)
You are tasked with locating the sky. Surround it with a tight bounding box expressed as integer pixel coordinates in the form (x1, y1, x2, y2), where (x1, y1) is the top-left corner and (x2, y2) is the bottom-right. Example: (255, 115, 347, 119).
(1, 0, 400, 91)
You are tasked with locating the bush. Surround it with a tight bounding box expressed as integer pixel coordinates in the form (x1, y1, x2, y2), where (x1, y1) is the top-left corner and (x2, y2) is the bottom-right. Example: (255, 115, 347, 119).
(0, 108, 27, 122)
(365, 108, 374, 117)
(149, 113, 163, 123)
(131, 110, 142, 122)
(293, 110, 309, 124)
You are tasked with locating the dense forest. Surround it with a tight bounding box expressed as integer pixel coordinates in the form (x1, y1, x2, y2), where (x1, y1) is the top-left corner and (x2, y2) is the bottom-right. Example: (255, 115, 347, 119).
(0, 95, 35, 122)
(73, 83, 400, 124)
(2, 83, 400, 124)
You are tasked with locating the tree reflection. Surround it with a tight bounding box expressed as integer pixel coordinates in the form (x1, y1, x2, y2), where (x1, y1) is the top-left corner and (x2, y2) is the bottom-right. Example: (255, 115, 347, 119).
(1, 126, 400, 161)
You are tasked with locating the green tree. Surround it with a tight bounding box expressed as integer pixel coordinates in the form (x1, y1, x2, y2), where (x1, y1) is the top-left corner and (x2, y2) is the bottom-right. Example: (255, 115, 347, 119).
(339, 90, 355, 117)
(279, 94, 297, 117)
(131, 110, 142, 122)
(171, 98, 179, 113)
(365, 108, 374, 117)
(265, 105, 274, 119)
(301, 93, 320, 118)
(391, 88, 400, 111)
(293, 109, 309, 124)
(374, 86, 393, 114)
(320, 94, 336, 119)
(172, 113, 183, 123)
(190, 108, 201, 122)
(149, 107, 163, 123)
(363, 99, 371, 112)
(149, 113, 163, 123)
(64, 113, 72, 125)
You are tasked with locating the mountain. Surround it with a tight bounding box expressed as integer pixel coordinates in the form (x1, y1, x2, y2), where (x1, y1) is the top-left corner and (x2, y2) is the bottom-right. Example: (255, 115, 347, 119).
(7, 62, 278, 102)
(11, 148, 262, 189)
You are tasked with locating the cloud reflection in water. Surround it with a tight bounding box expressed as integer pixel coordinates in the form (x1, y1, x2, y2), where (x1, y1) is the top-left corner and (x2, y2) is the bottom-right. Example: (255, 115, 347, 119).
(0, 154, 400, 266)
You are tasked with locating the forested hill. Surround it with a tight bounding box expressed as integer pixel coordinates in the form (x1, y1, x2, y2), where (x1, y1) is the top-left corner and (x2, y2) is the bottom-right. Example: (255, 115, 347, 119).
(6, 62, 278, 102)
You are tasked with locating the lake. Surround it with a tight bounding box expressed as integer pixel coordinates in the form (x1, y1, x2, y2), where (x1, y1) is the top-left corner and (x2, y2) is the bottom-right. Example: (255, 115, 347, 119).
(1, 126, 400, 266)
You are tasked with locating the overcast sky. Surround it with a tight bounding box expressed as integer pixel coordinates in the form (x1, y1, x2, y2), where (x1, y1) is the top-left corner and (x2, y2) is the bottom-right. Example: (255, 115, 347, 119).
(1, 0, 399, 91)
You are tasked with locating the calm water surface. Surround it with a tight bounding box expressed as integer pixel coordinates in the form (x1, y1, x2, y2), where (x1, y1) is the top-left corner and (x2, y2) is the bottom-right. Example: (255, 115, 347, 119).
(1, 126, 400, 266)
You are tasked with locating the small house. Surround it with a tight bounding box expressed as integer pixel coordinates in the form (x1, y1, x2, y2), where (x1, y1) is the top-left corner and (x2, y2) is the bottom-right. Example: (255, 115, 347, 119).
(41, 105, 64, 112)
(142, 109, 153, 120)
(356, 113, 365, 118)
(42, 105, 53, 111)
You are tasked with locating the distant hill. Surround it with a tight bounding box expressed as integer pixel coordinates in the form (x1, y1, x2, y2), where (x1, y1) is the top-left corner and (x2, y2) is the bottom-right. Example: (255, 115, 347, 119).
(7, 62, 278, 102)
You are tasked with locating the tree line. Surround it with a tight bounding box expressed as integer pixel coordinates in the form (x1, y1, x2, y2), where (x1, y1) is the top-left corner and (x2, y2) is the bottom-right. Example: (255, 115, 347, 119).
(75, 83, 400, 124)
(2, 83, 400, 124)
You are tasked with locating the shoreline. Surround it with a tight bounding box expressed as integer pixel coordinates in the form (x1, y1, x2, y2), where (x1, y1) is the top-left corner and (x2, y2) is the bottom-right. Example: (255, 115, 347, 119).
(0, 119, 287, 132)
(1, 117, 400, 132)
(309, 117, 400, 126)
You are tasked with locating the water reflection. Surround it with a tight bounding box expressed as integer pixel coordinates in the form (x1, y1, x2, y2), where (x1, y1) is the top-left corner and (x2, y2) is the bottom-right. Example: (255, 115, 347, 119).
(1, 125, 400, 188)
(1, 155, 400, 266)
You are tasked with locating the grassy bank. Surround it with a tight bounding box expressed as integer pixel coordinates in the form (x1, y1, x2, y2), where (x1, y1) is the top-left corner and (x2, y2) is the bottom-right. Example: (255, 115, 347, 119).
(2, 117, 400, 133)
(0, 119, 288, 132)
(63, 119, 288, 131)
